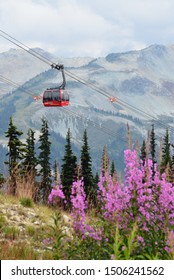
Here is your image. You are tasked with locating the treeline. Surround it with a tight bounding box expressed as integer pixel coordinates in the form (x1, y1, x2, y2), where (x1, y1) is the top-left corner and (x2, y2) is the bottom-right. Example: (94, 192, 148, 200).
(140, 124, 174, 181)
(0, 117, 116, 207)
(1, 117, 174, 207)
(92, 106, 143, 125)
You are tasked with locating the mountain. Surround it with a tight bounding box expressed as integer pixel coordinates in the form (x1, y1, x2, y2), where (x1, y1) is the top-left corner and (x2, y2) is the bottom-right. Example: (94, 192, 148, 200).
(0, 48, 93, 97)
(0, 48, 50, 96)
(1, 44, 174, 174)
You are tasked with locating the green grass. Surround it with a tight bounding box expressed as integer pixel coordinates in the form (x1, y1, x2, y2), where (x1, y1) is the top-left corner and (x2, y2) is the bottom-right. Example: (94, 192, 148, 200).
(0, 192, 173, 260)
(20, 197, 33, 208)
(0, 241, 39, 260)
(0, 215, 6, 228)
(3, 226, 20, 240)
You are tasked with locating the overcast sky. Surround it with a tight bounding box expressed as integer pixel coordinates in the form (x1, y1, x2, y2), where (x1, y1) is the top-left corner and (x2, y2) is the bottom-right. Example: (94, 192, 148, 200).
(0, 0, 174, 57)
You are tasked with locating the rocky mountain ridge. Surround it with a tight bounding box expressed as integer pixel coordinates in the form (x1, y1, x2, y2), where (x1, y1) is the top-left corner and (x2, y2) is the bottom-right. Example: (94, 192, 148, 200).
(1, 44, 174, 173)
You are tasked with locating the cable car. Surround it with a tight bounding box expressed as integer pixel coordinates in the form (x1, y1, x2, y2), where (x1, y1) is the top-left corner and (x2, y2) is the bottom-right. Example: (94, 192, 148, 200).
(43, 64, 69, 107)
(43, 89, 69, 107)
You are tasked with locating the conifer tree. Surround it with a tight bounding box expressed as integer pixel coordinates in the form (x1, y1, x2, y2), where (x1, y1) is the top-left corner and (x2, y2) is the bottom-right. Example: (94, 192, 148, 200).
(101, 144, 110, 176)
(150, 124, 156, 179)
(23, 129, 37, 177)
(110, 160, 115, 176)
(61, 128, 77, 206)
(5, 117, 25, 194)
(53, 160, 59, 184)
(140, 139, 147, 166)
(0, 173, 4, 187)
(171, 144, 174, 182)
(80, 129, 93, 199)
(94, 172, 99, 185)
(37, 118, 52, 203)
(110, 160, 117, 183)
(160, 129, 171, 175)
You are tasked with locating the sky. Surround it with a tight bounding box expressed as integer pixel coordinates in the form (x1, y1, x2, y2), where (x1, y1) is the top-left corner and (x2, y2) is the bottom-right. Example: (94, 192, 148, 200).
(0, 0, 174, 57)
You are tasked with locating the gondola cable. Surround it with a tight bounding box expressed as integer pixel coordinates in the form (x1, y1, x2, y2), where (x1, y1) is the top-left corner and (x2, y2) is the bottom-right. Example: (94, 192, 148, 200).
(0, 29, 173, 134)
(0, 30, 167, 115)
(0, 74, 131, 143)
(0, 73, 172, 149)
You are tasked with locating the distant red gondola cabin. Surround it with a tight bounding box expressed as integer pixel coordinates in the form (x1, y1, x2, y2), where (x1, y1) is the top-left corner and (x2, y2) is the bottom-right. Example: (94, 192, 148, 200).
(43, 63, 69, 107)
(43, 89, 69, 107)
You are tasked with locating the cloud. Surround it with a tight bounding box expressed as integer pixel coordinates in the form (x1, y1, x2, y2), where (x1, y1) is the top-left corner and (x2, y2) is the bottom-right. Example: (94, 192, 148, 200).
(0, 0, 174, 57)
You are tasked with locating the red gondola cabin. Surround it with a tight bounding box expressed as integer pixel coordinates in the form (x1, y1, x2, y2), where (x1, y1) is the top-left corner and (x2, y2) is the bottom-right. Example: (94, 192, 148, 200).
(43, 63, 69, 107)
(43, 89, 69, 107)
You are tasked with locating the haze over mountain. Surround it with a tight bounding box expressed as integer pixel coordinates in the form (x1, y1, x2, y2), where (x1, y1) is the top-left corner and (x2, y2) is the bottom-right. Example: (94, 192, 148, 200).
(1, 44, 174, 174)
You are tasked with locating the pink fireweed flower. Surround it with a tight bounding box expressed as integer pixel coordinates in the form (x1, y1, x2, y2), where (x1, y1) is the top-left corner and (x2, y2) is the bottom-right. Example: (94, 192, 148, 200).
(138, 236, 144, 243)
(70, 178, 102, 241)
(70, 179, 87, 231)
(98, 149, 174, 251)
(97, 171, 123, 221)
(48, 184, 65, 204)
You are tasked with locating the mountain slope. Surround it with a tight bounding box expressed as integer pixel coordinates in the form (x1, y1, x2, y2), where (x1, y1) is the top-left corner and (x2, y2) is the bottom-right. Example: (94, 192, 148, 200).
(1, 44, 174, 174)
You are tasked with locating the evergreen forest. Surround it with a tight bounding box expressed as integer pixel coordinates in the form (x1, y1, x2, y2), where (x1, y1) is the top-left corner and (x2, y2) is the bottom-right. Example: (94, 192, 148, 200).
(0, 116, 174, 260)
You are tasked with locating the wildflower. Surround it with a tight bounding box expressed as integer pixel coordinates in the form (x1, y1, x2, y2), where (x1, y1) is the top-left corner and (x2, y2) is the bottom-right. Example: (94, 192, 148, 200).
(42, 237, 53, 247)
(70, 178, 102, 241)
(138, 236, 144, 243)
(48, 184, 65, 205)
(97, 148, 174, 254)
